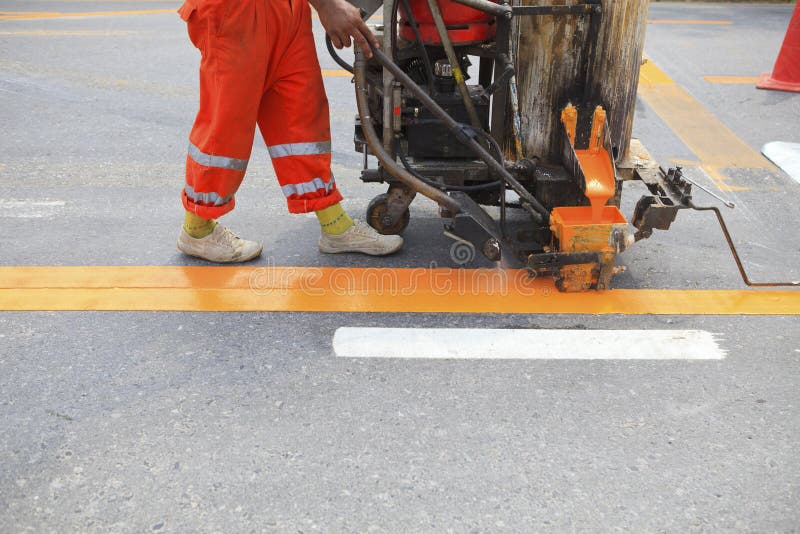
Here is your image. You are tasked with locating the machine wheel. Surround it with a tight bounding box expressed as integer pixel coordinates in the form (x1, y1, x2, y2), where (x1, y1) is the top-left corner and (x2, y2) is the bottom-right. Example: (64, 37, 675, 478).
(366, 193, 410, 235)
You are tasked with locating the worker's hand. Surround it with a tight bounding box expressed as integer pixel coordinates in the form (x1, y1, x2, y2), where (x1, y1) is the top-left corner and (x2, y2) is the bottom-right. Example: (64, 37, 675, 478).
(310, 0, 379, 58)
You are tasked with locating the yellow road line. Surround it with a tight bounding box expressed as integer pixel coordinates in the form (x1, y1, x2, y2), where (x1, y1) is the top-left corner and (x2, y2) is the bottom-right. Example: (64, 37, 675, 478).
(703, 76, 760, 84)
(647, 19, 732, 25)
(321, 69, 352, 77)
(31, 0, 175, 2)
(0, 9, 173, 21)
(638, 59, 775, 192)
(0, 266, 797, 315)
(311, 13, 383, 20)
(0, 30, 140, 36)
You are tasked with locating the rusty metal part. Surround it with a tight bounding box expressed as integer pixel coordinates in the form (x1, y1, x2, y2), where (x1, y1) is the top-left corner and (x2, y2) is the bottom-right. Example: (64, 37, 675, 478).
(689, 202, 800, 288)
(482, 238, 502, 262)
(547, 206, 629, 291)
(526, 250, 614, 292)
(632, 166, 799, 288)
(615, 138, 660, 181)
(507, 48, 525, 161)
(451, 0, 512, 18)
(354, 49, 462, 214)
(366, 185, 415, 235)
(512, 3, 600, 16)
(681, 175, 735, 209)
(631, 166, 691, 240)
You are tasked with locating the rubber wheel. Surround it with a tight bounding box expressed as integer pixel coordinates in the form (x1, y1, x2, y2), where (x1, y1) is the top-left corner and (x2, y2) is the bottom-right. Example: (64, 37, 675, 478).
(366, 193, 410, 235)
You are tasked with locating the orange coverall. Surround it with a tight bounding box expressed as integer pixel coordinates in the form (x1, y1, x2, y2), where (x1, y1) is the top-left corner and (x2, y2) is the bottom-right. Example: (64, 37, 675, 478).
(178, 0, 343, 219)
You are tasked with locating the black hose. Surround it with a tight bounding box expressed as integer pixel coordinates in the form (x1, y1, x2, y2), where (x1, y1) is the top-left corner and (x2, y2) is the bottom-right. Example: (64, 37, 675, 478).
(354, 48, 463, 214)
(325, 34, 354, 74)
(398, 150, 501, 192)
(396, 126, 505, 192)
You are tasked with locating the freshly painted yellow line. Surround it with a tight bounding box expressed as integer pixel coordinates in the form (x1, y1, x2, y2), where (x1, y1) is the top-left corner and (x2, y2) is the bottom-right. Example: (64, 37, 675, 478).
(0, 9, 173, 21)
(703, 76, 760, 84)
(0, 266, 797, 315)
(321, 69, 352, 78)
(638, 59, 775, 192)
(647, 19, 732, 26)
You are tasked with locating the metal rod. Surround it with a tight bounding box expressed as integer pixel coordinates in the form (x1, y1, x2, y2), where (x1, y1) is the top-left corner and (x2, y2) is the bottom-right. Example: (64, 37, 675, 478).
(382, 0, 395, 154)
(512, 4, 600, 16)
(368, 46, 550, 222)
(354, 49, 462, 214)
(500, 178, 507, 238)
(451, 0, 512, 18)
(681, 174, 736, 209)
(425, 0, 484, 132)
(507, 49, 524, 160)
(690, 202, 800, 287)
(489, 15, 511, 149)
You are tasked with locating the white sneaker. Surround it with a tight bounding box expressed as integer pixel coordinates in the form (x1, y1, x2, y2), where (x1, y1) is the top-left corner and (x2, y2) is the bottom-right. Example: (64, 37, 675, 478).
(318, 219, 403, 256)
(177, 224, 263, 263)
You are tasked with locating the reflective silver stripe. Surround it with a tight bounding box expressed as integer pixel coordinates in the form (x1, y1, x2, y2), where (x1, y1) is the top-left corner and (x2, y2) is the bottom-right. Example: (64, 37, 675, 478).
(268, 141, 331, 159)
(184, 184, 232, 207)
(281, 176, 336, 197)
(188, 142, 248, 171)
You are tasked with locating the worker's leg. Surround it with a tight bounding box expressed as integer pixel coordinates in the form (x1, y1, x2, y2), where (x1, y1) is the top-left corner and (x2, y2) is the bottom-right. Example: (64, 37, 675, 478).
(177, 0, 265, 262)
(256, 0, 342, 216)
(257, 0, 402, 255)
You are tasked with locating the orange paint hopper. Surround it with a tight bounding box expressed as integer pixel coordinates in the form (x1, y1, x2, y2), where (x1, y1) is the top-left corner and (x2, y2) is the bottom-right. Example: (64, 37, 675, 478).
(548, 104, 632, 291)
(560, 103, 619, 223)
(551, 205, 628, 252)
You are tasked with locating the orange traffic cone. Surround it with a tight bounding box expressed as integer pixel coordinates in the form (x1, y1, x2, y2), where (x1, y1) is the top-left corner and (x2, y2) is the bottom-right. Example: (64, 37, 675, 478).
(757, 2, 800, 93)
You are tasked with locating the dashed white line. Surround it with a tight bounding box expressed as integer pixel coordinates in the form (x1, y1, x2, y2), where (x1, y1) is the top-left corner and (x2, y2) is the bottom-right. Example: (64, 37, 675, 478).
(333, 328, 727, 360)
(0, 199, 65, 218)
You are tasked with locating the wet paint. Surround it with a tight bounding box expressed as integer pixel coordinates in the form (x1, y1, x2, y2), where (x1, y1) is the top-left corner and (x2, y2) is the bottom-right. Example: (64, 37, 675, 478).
(574, 107, 616, 222)
(576, 149, 615, 221)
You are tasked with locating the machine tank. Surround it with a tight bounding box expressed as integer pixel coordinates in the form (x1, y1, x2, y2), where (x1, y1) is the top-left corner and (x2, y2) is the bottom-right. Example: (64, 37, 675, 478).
(512, 0, 651, 164)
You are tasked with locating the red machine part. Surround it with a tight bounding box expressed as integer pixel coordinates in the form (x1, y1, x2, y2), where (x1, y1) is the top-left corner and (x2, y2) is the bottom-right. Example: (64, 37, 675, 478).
(399, 0, 498, 46)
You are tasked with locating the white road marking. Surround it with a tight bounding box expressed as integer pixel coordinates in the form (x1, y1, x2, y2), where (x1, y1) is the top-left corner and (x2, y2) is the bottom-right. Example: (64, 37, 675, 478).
(0, 199, 65, 218)
(762, 141, 800, 183)
(333, 328, 727, 360)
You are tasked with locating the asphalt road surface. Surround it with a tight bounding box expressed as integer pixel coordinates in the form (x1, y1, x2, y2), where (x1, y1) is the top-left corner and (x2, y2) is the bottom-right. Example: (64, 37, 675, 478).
(1, 2, 799, 531)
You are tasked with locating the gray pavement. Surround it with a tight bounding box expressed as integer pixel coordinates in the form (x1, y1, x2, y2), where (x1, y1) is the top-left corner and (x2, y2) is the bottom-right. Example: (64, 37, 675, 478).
(1, 2, 799, 531)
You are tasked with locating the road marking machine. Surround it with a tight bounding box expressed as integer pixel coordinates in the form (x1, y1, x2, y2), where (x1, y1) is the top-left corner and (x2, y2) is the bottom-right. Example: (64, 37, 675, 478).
(327, 0, 798, 291)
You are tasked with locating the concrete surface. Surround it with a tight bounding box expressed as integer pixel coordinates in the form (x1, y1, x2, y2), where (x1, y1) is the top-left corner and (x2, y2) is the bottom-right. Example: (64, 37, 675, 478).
(1, 2, 799, 531)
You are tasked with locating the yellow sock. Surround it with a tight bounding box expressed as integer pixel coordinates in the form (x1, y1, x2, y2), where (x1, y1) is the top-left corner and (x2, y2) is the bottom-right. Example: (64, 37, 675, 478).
(315, 203, 354, 235)
(183, 211, 217, 238)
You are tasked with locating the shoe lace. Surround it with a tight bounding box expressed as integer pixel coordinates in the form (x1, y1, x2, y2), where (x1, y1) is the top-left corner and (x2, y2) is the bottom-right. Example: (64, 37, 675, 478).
(351, 220, 380, 240)
(217, 225, 241, 245)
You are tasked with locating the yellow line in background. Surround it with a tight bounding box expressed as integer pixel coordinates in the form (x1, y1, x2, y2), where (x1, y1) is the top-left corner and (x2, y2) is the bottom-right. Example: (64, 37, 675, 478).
(311, 13, 383, 20)
(703, 76, 760, 84)
(647, 19, 732, 25)
(0, 30, 140, 35)
(638, 59, 775, 192)
(30, 0, 176, 2)
(0, 9, 173, 21)
(0, 266, 797, 315)
(321, 69, 352, 78)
